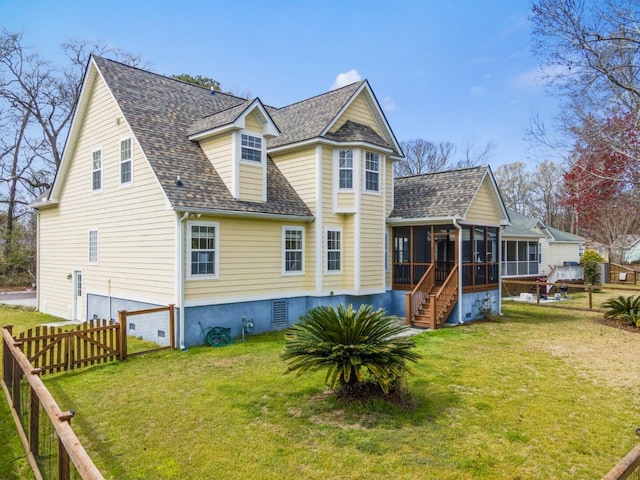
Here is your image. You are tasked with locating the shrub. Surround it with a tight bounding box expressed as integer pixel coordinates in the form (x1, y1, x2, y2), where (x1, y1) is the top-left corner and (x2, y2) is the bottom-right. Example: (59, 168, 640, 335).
(601, 295, 640, 327)
(281, 304, 421, 399)
(580, 250, 604, 285)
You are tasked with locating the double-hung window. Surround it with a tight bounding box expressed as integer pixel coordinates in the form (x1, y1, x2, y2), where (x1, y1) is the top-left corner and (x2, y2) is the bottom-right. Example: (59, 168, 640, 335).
(92, 149, 102, 191)
(188, 222, 219, 279)
(283, 227, 304, 274)
(241, 133, 262, 162)
(365, 151, 379, 192)
(120, 138, 132, 185)
(338, 149, 353, 189)
(88, 230, 98, 264)
(326, 228, 342, 273)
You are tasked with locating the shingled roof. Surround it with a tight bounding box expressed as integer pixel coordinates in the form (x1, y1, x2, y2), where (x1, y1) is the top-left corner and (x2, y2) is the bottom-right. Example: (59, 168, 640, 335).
(504, 208, 583, 243)
(390, 166, 492, 220)
(91, 56, 312, 217)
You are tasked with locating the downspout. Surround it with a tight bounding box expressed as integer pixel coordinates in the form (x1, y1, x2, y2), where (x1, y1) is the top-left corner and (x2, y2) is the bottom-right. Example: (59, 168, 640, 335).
(452, 218, 464, 325)
(177, 211, 189, 350)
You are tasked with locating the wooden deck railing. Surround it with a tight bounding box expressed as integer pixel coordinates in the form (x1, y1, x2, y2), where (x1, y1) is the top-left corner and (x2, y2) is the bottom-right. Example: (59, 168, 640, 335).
(405, 264, 435, 325)
(433, 265, 458, 325)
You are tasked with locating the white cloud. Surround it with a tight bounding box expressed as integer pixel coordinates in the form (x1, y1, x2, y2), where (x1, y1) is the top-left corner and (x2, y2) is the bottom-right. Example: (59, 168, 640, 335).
(469, 86, 489, 97)
(331, 69, 362, 90)
(382, 96, 397, 112)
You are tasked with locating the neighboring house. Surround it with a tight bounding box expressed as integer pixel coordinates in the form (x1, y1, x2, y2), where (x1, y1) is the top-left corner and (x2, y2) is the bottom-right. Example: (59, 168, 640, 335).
(501, 208, 583, 280)
(33, 56, 509, 347)
(616, 235, 640, 264)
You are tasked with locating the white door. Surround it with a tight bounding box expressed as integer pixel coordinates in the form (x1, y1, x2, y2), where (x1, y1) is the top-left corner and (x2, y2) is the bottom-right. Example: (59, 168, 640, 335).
(73, 270, 83, 320)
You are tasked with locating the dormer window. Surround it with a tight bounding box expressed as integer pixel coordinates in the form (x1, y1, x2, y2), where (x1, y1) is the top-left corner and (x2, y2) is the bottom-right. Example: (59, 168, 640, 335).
(241, 133, 262, 162)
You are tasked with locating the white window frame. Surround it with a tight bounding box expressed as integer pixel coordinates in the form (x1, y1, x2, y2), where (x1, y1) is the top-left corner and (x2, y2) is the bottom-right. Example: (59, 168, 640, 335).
(88, 229, 98, 265)
(187, 221, 219, 280)
(91, 147, 102, 192)
(282, 226, 305, 275)
(326, 227, 342, 274)
(338, 149, 353, 190)
(365, 151, 380, 193)
(240, 132, 264, 163)
(120, 137, 133, 186)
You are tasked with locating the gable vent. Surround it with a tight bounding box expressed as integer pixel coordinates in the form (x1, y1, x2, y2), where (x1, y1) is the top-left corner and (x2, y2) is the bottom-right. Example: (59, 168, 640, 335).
(272, 300, 288, 326)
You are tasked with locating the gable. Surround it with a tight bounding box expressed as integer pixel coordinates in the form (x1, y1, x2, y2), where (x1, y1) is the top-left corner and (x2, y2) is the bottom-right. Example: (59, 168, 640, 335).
(329, 93, 382, 137)
(465, 180, 501, 225)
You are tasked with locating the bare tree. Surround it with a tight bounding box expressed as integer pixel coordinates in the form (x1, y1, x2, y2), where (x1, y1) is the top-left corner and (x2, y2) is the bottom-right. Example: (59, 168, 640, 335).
(0, 30, 145, 278)
(529, 160, 569, 230)
(453, 138, 496, 169)
(530, 0, 640, 182)
(395, 139, 454, 176)
(493, 162, 533, 215)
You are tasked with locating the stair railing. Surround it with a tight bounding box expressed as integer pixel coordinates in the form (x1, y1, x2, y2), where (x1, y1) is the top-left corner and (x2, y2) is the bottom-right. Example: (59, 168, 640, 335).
(405, 264, 435, 325)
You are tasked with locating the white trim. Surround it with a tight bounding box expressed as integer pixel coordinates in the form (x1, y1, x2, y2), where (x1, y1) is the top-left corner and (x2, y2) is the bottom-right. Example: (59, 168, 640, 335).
(268, 137, 394, 156)
(186, 220, 220, 280)
(364, 150, 381, 194)
(183, 287, 388, 308)
(239, 131, 265, 164)
(231, 131, 239, 198)
(88, 228, 99, 265)
(325, 226, 343, 275)
(282, 226, 305, 276)
(84, 288, 171, 309)
(119, 136, 134, 187)
(91, 146, 103, 193)
(187, 98, 280, 141)
(315, 145, 323, 292)
(354, 149, 362, 289)
(72, 268, 83, 321)
(172, 206, 312, 222)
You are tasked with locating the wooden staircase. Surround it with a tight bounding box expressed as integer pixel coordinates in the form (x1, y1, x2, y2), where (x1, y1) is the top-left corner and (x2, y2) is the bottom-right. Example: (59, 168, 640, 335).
(406, 265, 459, 329)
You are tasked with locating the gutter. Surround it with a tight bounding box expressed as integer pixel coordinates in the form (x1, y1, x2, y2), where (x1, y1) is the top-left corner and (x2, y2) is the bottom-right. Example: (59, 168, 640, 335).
(177, 211, 189, 349)
(172, 207, 313, 223)
(452, 218, 464, 325)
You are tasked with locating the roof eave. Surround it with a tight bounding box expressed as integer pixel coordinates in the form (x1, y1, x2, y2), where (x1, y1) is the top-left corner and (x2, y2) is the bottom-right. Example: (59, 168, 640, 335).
(174, 207, 314, 222)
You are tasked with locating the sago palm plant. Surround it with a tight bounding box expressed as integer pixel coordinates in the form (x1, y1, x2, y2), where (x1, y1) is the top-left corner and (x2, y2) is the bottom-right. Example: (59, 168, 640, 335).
(281, 304, 421, 398)
(602, 295, 640, 327)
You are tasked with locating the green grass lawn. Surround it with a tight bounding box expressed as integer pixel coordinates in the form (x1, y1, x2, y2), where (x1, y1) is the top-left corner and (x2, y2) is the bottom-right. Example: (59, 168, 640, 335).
(2, 303, 640, 479)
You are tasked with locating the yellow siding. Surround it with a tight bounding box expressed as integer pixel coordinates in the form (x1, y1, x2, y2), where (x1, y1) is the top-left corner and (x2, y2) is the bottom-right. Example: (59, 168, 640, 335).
(330, 93, 383, 138)
(239, 163, 264, 202)
(38, 73, 175, 319)
(244, 111, 262, 134)
(184, 217, 313, 300)
(199, 133, 233, 193)
(466, 180, 500, 225)
(271, 147, 317, 213)
(360, 194, 384, 290)
(336, 192, 355, 210)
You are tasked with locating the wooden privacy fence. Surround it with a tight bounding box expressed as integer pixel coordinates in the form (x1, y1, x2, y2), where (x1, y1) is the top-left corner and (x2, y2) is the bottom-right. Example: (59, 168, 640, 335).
(610, 263, 638, 285)
(13, 305, 175, 375)
(2, 325, 104, 480)
(603, 429, 640, 480)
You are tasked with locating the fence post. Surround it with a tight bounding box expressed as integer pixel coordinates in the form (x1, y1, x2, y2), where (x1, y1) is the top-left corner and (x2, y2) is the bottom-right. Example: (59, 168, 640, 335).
(118, 310, 128, 361)
(168, 304, 175, 349)
(57, 412, 74, 480)
(536, 283, 540, 305)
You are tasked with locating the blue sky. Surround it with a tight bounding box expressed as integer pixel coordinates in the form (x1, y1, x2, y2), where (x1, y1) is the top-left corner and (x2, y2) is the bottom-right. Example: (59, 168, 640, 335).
(1, 0, 558, 168)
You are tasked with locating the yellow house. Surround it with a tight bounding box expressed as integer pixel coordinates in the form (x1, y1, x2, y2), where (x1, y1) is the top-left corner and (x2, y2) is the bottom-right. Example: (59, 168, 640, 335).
(33, 56, 509, 347)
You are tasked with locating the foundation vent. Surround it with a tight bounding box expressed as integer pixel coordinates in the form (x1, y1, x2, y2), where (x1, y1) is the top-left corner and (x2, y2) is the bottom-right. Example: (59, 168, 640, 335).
(272, 300, 288, 326)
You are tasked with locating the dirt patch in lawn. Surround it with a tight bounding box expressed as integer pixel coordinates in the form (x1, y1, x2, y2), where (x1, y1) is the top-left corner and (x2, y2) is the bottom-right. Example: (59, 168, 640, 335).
(526, 318, 640, 393)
